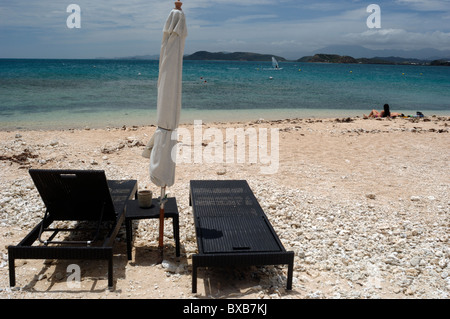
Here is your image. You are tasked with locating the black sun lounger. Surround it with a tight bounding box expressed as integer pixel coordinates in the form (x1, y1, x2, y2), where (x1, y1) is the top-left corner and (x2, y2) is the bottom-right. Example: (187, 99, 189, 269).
(189, 180, 294, 293)
(8, 169, 137, 289)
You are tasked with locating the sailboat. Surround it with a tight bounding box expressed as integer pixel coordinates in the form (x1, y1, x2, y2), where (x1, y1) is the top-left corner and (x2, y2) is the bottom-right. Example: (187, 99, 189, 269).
(271, 57, 282, 70)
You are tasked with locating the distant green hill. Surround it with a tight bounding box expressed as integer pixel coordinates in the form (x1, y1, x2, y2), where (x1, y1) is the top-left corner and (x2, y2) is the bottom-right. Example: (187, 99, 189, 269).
(299, 54, 358, 64)
(297, 53, 434, 65)
(184, 51, 286, 62)
(430, 59, 450, 66)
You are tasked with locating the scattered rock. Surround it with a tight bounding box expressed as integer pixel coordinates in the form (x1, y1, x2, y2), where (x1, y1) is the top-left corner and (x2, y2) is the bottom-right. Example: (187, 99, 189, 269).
(410, 256, 421, 267)
(161, 260, 178, 273)
(216, 168, 226, 175)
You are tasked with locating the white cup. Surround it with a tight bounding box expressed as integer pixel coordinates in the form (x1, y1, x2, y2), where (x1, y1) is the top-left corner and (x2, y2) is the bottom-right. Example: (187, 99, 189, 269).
(137, 190, 153, 208)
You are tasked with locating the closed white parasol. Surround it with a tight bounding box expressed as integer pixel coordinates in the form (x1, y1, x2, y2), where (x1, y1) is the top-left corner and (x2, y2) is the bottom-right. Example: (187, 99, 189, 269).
(144, 1, 187, 260)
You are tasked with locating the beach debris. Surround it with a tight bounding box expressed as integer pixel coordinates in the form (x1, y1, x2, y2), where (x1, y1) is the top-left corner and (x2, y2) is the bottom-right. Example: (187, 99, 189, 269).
(335, 117, 354, 123)
(101, 142, 125, 154)
(0, 149, 38, 165)
(216, 168, 226, 175)
(49, 140, 59, 147)
(126, 137, 145, 147)
(100, 138, 143, 154)
(161, 259, 178, 273)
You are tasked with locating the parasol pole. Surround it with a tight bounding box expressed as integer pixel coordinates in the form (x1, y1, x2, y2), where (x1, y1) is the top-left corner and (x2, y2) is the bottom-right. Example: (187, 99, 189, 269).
(158, 186, 167, 262)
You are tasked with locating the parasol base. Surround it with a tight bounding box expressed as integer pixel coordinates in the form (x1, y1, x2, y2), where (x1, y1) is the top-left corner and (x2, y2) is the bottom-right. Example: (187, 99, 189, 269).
(157, 246, 164, 264)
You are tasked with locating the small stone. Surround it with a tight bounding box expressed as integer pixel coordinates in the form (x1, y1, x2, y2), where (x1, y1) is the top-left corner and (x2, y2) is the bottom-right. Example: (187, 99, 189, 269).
(405, 288, 415, 295)
(405, 268, 420, 277)
(216, 168, 226, 175)
(297, 249, 306, 258)
(161, 259, 177, 273)
(366, 194, 376, 200)
(384, 254, 401, 266)
(438, 258, 447, 268)
(410, 256, 421, 267)
(410, 196, 421, 201)
(306, 269, 320, 278)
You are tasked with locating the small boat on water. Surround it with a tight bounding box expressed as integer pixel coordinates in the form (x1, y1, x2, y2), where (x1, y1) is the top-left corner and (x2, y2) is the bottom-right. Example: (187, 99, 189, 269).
(261, 57, 283, 71)
(270, 57, 282, 70)
(272, 57, 279, 69)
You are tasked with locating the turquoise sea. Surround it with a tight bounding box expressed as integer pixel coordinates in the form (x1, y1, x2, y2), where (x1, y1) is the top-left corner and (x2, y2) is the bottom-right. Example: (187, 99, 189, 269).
(1, 59, 449, 130)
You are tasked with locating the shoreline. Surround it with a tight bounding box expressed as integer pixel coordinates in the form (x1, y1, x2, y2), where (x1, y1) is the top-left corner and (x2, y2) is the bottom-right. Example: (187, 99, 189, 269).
(1, 116, 449, 299)
(1, 108, 449, 132)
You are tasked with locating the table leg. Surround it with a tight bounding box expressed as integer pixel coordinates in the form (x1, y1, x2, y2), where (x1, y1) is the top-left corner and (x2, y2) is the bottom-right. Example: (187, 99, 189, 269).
(126, 219, 132, 260)
(173, 215, 180, 257)
(9, 256, 15, 287)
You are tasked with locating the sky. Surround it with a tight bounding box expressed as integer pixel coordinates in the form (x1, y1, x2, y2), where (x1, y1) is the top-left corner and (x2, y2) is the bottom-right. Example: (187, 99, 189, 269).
(1, 0, 450, 59)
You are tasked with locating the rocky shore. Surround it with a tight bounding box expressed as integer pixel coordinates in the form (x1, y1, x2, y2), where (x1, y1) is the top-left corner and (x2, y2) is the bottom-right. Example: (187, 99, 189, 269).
(0, 116, 449, 299)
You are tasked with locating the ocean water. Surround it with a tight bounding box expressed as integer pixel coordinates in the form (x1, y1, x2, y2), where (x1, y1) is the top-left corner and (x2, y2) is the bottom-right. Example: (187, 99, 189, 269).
(1, 59, 449, 130)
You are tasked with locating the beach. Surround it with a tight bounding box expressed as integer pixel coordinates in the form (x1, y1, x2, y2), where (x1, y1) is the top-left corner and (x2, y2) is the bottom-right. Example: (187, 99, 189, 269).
(0, 115, 449, 299)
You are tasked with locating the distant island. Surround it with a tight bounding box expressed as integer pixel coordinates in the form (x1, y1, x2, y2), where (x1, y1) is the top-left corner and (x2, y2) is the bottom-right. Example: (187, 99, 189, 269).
(182, 51, 449, 66)
(298, 53, 449, 66)
(107, 51, 450, 66)
(183, 51, 286, 62)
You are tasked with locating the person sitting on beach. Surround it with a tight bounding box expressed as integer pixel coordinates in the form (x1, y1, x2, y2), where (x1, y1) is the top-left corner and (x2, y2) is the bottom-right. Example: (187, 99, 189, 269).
(364, 104, 402, 118)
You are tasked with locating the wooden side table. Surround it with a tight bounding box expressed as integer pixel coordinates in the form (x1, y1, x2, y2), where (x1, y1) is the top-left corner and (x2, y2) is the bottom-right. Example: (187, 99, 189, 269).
(125, 198, 180, 260)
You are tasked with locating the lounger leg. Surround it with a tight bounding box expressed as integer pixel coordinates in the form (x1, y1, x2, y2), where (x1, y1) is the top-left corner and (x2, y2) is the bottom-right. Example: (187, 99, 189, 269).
(9, 256, 15, 287)
(108, 257, 113, 289)
(192, 256, 197, 293)
(126, 219, 132, 260)
(286, 255, 294, 290)
(173, 215, 180, 257)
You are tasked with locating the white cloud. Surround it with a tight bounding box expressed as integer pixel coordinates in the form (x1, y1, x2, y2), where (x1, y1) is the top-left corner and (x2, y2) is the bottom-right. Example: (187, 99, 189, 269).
(345, 28, 450, 50)
(395, 0, 450, 12)
(226, 14, 279, 24)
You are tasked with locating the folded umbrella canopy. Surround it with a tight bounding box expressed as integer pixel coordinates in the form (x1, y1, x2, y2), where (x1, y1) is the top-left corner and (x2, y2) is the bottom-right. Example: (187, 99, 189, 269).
(146, 1, 187, 259)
